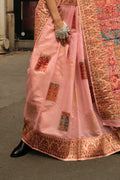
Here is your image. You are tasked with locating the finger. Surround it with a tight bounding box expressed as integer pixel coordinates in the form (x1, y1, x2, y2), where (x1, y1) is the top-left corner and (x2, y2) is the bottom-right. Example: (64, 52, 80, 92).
(56, 37, 59, 42)
(63, 39, 67, 46)
(66, 35, 71, 44)
(60, 39, 66, 46)
(65, 37, 70, 45)
(56, 36, 63, 43)
(64, 39, 69, 46)
(68, 31, 71, 35)
(61, 33, 70, 44)
(60, 39, 65, 46)
(56, 38, 62, 44)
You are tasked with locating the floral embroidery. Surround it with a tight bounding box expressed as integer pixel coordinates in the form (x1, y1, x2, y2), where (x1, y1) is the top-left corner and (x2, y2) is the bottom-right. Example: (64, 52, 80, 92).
(46, 82, 59, 102)
(35, 54, 51, 72)
(108, 57, 116, 66)
(22, 121, 120, 160)
(79, 62, 88, 79)
(58, 112, 70, 131)
(110, 75, 120, 91)
(78, 0, 120, 121)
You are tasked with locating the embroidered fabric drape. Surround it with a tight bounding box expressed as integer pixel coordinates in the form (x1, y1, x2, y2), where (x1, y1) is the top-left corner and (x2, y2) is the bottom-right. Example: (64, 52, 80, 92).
(34, 0, 120, 127)
(21, 0, 120, 161)
(78, 0, 120, 127)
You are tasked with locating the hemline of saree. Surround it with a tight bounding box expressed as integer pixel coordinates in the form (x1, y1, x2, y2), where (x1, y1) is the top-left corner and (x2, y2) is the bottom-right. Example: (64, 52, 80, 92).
(22, 121, 120, 161)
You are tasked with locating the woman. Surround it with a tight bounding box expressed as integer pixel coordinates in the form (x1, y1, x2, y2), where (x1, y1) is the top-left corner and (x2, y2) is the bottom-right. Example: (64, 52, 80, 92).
(11, 0, 120, 161)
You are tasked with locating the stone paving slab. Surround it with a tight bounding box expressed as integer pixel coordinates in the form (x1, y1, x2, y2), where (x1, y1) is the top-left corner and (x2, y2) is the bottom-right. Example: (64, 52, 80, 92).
(0, 51, 31, 108)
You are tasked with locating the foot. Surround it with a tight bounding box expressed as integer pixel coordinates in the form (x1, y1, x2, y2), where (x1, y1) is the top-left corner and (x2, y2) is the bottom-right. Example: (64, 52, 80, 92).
(10, 140, 31, 158)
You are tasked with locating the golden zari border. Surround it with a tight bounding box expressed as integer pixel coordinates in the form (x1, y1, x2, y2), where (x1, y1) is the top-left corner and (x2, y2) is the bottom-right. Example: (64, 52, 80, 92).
(22, 121, 120, 161)
(78, 0, 120, 122)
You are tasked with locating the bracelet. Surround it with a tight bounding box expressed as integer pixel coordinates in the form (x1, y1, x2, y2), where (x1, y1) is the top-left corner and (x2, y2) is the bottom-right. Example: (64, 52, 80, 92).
(55, 22, 70, 39)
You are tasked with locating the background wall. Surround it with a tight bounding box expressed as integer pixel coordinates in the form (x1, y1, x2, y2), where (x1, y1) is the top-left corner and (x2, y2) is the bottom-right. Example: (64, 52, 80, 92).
(6, 0, 15, 50)
(0, 0, 38, 53)
(0, 0, 14, 53)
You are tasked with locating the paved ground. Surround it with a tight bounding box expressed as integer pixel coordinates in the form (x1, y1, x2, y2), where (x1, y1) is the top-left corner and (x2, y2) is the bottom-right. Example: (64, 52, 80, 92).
(0, 51, 120, 180)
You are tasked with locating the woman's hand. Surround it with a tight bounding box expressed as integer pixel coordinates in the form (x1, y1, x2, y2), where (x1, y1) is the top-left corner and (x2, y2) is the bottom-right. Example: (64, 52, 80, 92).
(54, 21, 71, 46)
(46, 0, 71, 46)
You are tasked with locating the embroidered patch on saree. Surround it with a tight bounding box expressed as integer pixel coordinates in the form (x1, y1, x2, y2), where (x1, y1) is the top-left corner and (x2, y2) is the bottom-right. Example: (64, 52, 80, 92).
(35, 54, 51, 72)
(46, 82, 59, 102)
(58, 112, 70, 131)
(79, 62, 88, 79)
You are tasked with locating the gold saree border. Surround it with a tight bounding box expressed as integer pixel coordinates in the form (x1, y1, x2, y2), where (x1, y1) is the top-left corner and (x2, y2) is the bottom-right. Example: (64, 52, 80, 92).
(34, 0, 50, 43)
(22, 121, 120, 161)
(78, 0, 120, 122)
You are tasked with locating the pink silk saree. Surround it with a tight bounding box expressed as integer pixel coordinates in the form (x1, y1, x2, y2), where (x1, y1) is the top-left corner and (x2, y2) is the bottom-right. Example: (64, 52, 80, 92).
(21, 0, 120, 161)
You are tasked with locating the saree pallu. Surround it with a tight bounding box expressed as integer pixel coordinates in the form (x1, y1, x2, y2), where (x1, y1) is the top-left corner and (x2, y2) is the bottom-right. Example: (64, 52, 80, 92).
(21, 0, 120, 161)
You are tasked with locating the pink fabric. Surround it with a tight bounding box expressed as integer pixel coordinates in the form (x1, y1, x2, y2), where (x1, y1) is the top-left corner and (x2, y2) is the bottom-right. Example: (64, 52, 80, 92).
(24, 5, 111, 138)
(21, 5, 120, 161)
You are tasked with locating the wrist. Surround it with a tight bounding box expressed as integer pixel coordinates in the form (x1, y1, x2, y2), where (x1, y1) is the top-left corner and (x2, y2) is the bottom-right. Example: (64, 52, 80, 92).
(53, 17, 62, 23)
(54, 20, 64, 30)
